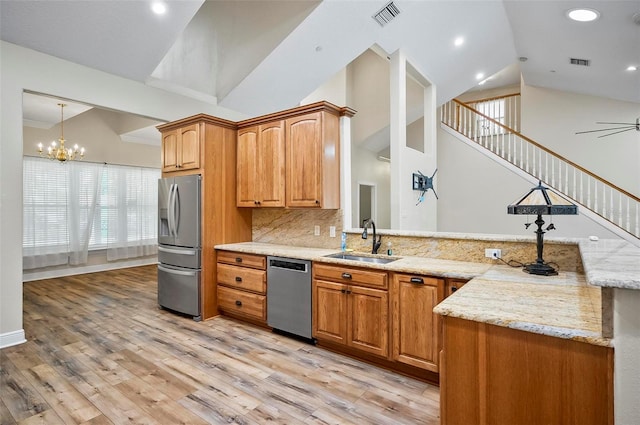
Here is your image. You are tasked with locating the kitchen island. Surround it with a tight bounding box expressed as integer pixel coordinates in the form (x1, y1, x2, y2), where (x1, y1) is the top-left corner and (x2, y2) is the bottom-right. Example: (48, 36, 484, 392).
(217, 237, 640, 424)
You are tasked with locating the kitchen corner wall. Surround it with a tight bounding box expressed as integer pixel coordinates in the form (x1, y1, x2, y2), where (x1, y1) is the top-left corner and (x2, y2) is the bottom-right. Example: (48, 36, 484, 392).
(252, 209, 343, 249)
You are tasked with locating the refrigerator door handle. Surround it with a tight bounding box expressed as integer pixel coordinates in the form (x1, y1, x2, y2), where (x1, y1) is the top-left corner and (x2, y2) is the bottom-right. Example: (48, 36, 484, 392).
(168, 183, 176, 236)
(158, 246, 197, 256)
(174, 184, 180, 236)
(158, 264, 197, 277)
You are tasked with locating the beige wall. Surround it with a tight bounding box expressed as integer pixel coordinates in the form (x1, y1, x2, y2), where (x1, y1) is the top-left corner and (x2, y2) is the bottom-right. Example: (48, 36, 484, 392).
(521, 84, 640, 196)
(23, 108, 161, 168)
(1, 40, 246, 346)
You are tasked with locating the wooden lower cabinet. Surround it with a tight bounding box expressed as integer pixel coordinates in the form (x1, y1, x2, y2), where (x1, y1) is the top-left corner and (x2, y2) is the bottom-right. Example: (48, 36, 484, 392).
(217, 286, 266, 321)
(391, 273, 444, 372)
(216, 251, 267, 324)
(440, 317, 614, 425)
(313, 264, 389, 358)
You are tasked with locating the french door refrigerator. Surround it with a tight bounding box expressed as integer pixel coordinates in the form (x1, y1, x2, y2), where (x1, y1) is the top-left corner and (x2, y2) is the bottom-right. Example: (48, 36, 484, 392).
(157, 174, 202, 321)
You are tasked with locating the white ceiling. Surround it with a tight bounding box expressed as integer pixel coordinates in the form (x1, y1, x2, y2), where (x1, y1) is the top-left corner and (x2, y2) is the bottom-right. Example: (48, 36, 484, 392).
(2, 0, 639, 121)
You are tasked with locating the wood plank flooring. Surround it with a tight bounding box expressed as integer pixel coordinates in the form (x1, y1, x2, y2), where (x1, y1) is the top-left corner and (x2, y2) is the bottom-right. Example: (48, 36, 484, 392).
(1, 266, 440, 424)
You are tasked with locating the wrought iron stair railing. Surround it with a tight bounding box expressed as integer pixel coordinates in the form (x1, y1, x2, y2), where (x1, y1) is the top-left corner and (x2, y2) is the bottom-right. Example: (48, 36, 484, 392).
(441, 98, 640, 240)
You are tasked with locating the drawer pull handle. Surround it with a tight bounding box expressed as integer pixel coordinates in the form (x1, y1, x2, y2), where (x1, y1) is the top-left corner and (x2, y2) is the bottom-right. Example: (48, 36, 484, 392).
(235, 257, 243, 263)
(235, 276, 242, 282)
(346, 289, 352, 294)
(451, 286, 458, 292)
(341, 289, 346, 294)
(235, 300, 242, 307)
(341, 273, 352, 280)
(410, 277, 424, 284)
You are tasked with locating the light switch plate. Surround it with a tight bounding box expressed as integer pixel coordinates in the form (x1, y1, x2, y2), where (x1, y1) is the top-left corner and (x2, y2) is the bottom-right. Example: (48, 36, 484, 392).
(329, 226, 336, 237)
(314, 225, 320, 236)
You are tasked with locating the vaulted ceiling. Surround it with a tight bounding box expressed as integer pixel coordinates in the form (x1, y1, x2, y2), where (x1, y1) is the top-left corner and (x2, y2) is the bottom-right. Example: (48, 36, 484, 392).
(2, 0, 639, 119)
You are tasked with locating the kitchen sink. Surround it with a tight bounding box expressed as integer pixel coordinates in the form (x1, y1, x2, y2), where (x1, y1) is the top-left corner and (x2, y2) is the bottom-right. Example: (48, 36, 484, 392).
(324, 252, 399, 264)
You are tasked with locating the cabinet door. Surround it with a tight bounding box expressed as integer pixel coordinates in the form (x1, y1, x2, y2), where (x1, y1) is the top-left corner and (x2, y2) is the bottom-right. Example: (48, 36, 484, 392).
(391, 274, 443, 371)
(313, 280, 347, 345)
(237, 127, 259, 207)
(257, 121, 285, 207)
(161, 130, 178, 172)
(286, 113, 322, 207)
(445, 279, 467, 298)
(178, 123, 200, 171)
(349, 285, 389, 358)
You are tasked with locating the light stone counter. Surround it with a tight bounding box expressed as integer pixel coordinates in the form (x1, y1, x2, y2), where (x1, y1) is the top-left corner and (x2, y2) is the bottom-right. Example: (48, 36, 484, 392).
(433, 266, 610, 347)
(579, 238, 640, 290)
(215, 242, 338, 261)
(215, 242, 492, 280)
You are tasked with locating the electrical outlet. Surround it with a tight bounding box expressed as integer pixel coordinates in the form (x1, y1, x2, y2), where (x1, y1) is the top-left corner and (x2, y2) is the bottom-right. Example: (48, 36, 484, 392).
(329, 226, 336, 237)
(314, 225, 320, 236)
(485, 248, 502, 259)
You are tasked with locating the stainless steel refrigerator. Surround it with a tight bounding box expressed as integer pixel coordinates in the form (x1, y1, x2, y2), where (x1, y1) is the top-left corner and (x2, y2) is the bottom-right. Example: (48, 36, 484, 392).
(157, 174, 202, 321)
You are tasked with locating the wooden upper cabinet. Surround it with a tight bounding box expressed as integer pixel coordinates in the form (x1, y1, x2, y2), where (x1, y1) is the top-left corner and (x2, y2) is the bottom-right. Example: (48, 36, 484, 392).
(235, 102, 351, 209)
(161, 123, 200, 172)
(162, 131, 178, 171)
(237, 127, 259, 207)
(286, 111, 340, 208)
(237, 123, 285, 207)
(391, 273, 444, 372)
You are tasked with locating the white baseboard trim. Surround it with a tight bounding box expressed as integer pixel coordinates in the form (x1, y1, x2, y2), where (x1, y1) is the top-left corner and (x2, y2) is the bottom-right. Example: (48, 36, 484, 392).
(0, 329, 26, 349)
(23, 257, 157, 282)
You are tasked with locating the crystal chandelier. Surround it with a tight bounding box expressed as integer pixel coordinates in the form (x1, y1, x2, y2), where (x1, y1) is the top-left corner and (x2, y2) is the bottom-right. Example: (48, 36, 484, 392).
(37, 103, 85, 162)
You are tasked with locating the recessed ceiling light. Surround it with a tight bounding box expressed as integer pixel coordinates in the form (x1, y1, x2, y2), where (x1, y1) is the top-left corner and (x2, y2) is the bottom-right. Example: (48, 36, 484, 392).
(566, 8, 600, 22)
(151, 2, 167, 15)
(454, 37, 464, 47)
(475, 73, 484, 80)
(627, 65, 638, 71)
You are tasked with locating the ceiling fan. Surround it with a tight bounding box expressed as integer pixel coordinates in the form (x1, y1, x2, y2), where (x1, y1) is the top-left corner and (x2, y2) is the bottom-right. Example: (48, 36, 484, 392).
(575, 118, 640, 138)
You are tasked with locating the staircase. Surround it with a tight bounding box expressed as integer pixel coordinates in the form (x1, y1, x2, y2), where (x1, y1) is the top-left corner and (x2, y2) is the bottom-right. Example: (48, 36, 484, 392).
(441, 98, 640, 245)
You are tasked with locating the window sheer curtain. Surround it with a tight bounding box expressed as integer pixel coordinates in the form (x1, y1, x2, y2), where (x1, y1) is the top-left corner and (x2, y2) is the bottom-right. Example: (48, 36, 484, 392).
(23, 157, 159, 269)
(106, 164, 158, 261)
(68, 161, 104, 265)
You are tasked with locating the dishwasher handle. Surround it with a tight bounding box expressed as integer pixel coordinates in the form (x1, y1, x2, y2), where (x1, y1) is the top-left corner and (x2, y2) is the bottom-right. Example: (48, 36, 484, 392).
(268, 259, 308, 273)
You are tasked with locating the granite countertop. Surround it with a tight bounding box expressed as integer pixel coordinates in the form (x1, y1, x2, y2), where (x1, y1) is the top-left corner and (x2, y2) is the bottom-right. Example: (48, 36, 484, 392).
(215, 242, 491, 280)
(433, 266, 610, 347)
(579, 238, 640, 290)
(215, 240, 635, 347)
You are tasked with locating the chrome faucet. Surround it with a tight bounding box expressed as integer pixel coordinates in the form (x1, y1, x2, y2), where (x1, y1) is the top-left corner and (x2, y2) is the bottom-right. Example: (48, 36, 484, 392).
(361, 218, 382, 254)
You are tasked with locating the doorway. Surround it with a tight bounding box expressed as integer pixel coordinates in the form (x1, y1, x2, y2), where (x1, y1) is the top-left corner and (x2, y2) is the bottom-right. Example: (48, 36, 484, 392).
(358, 183, 376, 227)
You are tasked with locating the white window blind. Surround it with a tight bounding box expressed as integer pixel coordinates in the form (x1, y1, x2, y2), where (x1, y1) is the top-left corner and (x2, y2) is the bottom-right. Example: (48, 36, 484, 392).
(23, 157, 159, 269)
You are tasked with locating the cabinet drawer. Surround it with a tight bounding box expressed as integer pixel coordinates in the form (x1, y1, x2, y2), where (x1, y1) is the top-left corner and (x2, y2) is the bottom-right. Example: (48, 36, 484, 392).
(217, 263, 266, 294)
(313, 263, 388, 289)
(218, 286, 266, 321)
(217, 251, 266, 270)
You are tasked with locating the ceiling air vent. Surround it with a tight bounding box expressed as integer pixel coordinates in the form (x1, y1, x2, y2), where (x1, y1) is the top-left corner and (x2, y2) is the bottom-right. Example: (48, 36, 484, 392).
(570, 58, 591, 66)
(373, 1, 401, 27)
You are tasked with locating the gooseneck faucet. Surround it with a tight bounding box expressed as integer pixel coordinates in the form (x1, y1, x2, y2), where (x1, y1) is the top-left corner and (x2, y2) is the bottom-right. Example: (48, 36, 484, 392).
(361, 218, 382, 254)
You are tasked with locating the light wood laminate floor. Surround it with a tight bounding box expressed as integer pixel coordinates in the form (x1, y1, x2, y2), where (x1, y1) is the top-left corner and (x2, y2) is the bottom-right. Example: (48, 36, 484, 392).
(1, 266, 440, 424)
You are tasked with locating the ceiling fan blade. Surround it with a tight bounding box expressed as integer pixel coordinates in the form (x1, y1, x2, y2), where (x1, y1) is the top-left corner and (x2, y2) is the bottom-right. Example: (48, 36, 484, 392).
(576, 125, 635, 135)
(597, 128, 635, 138)
(595, 122, 635, 125)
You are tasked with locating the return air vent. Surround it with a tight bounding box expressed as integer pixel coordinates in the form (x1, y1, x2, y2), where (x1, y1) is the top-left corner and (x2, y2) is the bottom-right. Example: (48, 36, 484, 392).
(373, 1, 400, 27)
(570, 58, 591, 66)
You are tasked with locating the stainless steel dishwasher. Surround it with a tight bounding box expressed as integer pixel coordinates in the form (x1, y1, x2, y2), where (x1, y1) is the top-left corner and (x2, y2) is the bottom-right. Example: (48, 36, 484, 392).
(266, 256, 313, 340)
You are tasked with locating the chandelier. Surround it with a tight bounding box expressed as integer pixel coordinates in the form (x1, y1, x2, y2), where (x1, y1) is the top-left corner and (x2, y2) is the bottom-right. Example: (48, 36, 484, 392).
(37, 103, 85, 162)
